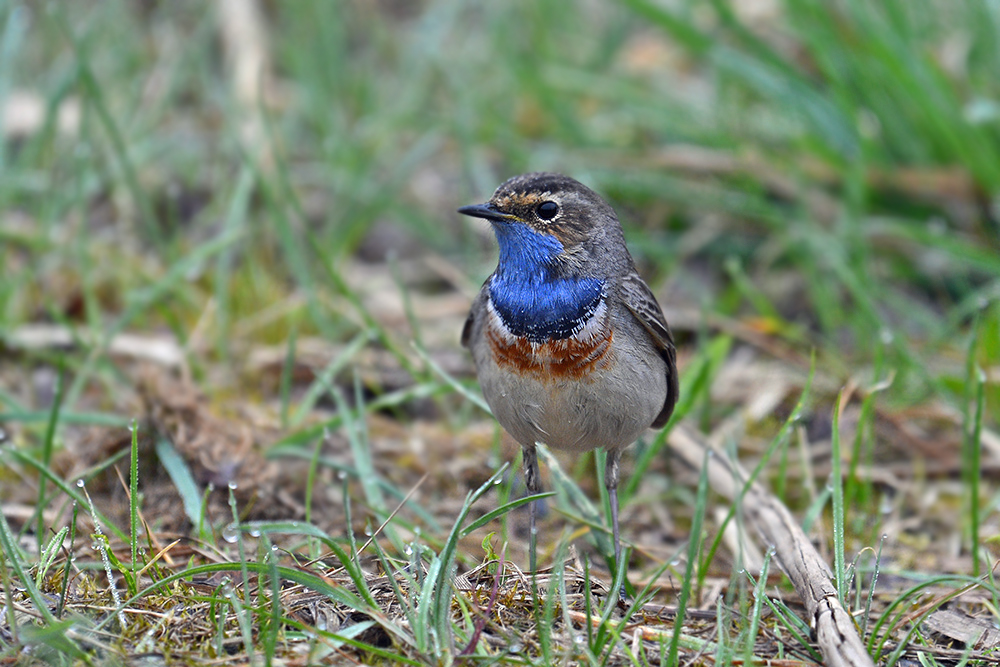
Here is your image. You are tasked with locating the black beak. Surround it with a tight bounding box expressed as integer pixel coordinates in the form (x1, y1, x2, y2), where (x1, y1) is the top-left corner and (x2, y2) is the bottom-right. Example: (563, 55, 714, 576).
(457, 203, 514, 222)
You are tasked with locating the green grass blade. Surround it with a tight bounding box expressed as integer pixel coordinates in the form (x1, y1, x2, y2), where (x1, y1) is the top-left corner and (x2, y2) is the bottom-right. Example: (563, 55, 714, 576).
(155, 437, 209, 542)
(830, 390, 847, 601)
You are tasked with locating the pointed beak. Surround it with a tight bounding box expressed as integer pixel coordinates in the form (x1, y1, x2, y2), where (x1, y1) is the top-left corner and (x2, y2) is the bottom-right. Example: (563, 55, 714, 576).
(457, 203, 515, 222)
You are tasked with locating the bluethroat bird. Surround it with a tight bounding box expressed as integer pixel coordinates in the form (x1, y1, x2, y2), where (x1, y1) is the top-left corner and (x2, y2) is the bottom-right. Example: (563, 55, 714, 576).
(459, 172, 679, 591)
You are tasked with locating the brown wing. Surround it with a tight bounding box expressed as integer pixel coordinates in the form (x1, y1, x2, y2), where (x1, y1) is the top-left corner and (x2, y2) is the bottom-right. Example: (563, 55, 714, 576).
(461, 286, 490, 349)
(620, 272, 678, 428)
(461, 310, 475, 349)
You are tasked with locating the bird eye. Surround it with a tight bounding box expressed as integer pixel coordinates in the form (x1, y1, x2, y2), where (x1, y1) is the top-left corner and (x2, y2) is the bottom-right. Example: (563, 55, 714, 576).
(536, 201, 559, 220)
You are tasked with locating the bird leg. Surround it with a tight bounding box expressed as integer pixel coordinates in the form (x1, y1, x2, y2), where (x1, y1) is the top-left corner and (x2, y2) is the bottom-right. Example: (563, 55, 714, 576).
(605, 448, 627, 602)
(522, 443, 540, 576)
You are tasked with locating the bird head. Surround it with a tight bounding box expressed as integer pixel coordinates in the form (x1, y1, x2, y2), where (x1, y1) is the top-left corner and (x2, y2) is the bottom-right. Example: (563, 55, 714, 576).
(458, 172, 624, 277)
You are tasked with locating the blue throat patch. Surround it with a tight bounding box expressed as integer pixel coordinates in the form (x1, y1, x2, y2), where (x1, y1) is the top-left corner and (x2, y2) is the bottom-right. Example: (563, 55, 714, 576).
(488, 221, 604, 342)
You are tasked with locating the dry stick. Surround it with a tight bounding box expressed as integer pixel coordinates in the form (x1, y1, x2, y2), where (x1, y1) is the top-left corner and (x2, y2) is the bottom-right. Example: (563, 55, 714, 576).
(217, 0, 274, 166)
(669, 425, 874, 667)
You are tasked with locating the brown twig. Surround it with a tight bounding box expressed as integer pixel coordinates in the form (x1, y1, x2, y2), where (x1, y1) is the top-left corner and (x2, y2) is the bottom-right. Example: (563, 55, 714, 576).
(669, 425, 875, 667)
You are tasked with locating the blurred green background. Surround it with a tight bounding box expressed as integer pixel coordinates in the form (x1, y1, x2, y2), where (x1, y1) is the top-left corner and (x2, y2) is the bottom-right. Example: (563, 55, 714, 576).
(4, 1, 998, 386)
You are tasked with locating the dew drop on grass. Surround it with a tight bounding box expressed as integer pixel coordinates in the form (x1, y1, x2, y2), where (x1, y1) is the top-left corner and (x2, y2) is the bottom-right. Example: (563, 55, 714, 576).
(228, 481, 238, 491)
(76, 479, 85, 488)
(337, 470, 348, 481)
(248, 527, 261, 538)
(404, 544, 413, 556)
(222, 523, 240, 543)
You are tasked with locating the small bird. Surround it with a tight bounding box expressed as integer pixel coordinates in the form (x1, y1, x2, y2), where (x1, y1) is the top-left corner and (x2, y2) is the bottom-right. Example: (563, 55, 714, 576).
(459, 172, 679, 593)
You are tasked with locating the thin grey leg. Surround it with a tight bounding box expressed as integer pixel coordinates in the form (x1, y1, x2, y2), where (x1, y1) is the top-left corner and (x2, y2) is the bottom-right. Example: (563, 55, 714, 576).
(522, 444, 540, 576)
(605, 449, 626, 602)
